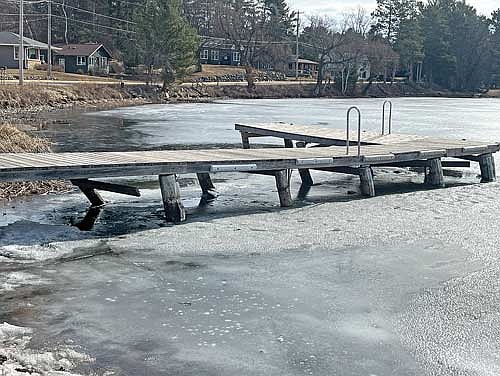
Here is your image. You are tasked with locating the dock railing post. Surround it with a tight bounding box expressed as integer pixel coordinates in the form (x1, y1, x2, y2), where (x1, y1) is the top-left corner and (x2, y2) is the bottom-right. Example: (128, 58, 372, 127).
(382, 100, 393, 135)
(346, 106, 362, 156)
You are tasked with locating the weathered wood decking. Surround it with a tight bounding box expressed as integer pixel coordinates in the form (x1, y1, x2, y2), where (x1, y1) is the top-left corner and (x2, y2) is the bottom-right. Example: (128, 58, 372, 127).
(0, 122, 498, 223)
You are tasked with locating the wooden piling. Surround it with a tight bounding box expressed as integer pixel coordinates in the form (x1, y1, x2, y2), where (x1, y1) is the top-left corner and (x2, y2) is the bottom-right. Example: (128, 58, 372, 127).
(274, 170, 293, 207)
(425, 158, 445, 187)
(241, 132, 250, 149)
(197, 172, 218, 201)
(479, 153, 496, 183)
(159, 174, 186, 223)
(359, 166, 376, 197)
(284, 139, 314, 186)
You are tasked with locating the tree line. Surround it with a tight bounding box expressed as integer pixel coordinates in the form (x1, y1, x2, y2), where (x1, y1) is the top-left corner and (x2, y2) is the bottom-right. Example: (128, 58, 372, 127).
(0, 0, 499, 92)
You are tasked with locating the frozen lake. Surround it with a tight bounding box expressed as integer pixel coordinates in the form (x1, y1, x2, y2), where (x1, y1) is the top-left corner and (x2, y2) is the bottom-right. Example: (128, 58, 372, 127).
(2, 97, 500, 375)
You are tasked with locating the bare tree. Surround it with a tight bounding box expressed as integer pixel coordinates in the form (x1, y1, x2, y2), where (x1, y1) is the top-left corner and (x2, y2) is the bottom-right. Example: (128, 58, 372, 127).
(342, 7, 373, 36)
(301, 16, 347, 95)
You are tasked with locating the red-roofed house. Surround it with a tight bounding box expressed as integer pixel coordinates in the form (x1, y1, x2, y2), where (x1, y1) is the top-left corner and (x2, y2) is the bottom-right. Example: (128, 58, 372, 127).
(55, 43, 112, 75)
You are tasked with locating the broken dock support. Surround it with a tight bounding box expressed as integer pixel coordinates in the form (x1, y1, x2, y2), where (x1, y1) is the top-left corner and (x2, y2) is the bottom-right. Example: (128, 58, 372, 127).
(71, 178, 141, 207)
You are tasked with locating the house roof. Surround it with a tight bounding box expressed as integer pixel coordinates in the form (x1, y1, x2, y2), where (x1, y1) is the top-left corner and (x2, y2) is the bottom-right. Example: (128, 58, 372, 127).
(0, 31, 53, 49)
(56, 43, 112, 57)
(290, 58, 319, 65)
(201, 38, 244, 50)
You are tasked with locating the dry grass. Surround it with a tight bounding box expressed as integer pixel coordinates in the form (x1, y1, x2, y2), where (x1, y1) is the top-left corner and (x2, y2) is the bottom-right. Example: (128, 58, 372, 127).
(0, 84, 132, 110)
(189, 64, 247, 79)
(5, 68, 119, 82)
(0, 124, 71, 201)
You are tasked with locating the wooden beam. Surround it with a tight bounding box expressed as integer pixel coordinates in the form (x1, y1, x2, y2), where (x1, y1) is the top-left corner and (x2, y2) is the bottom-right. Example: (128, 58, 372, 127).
(159, 174, 186, 223)
(71, 179, 106, 207)
(274, 170, 293, 207)
(316, 166, 360, 175)
(425, 158, 445, 187)
(71, 179, 140, 197)
(479, 153, 496, 183)
(196, 173, 218, 201)
(378, 160, 471, 168)
(359, 166, 376, 197)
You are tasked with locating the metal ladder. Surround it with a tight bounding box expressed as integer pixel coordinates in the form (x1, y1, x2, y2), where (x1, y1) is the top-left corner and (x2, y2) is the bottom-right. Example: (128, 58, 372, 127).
(381, 100, 393, 135)
(346, 106, 362, 156)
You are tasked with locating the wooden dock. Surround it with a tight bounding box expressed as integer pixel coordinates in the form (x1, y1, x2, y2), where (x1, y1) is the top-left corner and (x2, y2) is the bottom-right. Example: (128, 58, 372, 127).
(0, 122, 498, 223)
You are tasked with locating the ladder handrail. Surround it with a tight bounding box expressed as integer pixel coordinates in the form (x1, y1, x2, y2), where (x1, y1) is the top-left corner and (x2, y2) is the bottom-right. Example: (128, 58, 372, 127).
(382, 100, 393, 135)
(346, 106, 362, 156)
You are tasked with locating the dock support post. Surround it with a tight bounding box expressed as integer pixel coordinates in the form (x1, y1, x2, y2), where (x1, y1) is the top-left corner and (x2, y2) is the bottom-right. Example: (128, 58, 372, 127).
(274, 170, 293, 207)
(71, 179, 105, 207)
(479, 153, 496, 183)
(196, 173, 218, 201)
(425, 158, 445, 187)
(159, 174, 186, 223)
(284, 139, 314, 186)
(359, 166, 376, 197)
(241, 132, 251, 149)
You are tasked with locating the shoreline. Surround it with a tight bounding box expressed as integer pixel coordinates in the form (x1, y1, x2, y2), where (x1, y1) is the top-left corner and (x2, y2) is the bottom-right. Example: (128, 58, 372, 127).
(0, 81, 485, 128)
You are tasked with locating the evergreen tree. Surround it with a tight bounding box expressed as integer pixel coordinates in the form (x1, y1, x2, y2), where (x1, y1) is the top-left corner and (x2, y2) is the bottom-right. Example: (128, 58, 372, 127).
(371, 0, 418, 44)
(135, 0, 199, 88)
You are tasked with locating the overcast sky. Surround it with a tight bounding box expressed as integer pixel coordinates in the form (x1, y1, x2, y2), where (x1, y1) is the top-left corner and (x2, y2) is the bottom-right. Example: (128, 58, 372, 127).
(288, 0, 498, 17)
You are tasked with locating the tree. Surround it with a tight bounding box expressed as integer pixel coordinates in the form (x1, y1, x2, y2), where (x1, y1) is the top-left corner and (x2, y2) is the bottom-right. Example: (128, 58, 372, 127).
(301, 16, 346, 95)
(342, 7, 373, 37)
(371, 0, 418, 44)
(395, 16, 424, 81)
(490, 10, 500, 87)
(135, 0, 199, 88)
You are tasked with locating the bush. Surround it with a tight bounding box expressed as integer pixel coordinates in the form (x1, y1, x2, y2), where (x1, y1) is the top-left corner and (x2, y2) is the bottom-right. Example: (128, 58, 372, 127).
(34, 63, 64, 72)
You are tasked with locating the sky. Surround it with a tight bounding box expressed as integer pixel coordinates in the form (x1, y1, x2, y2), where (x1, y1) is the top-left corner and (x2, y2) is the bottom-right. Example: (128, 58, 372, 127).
(288, 0, 499, 17)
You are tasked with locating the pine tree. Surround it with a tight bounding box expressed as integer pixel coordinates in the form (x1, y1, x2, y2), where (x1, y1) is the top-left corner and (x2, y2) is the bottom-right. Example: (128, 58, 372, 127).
(371, 0, 418, 44)
(135, 0, 199, 87)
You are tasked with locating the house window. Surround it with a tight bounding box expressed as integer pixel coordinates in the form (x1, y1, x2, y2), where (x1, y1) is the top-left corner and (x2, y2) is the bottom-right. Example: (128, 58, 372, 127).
(232, 52, 241, 62)
(77, 56, 86, 65)
(99, 57, 107, 66)
(88, 57, 95, 66)
(211, 50, 219, 61)
(58, 58, 65, 66)
(200, 49, 209, 60)
(13, 46, 21, 60)
(28, 48, 37, 60)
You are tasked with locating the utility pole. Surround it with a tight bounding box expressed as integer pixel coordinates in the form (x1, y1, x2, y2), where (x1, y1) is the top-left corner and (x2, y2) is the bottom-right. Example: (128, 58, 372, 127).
(47, 0, 52, 79)
(19, 0, 24, 85)
(295, 10, 300, 81)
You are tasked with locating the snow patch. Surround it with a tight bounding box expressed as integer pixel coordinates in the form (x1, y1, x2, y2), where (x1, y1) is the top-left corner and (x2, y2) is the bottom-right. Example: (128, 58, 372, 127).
(0, 322, 94, 376)
(0, 271, 50, 292)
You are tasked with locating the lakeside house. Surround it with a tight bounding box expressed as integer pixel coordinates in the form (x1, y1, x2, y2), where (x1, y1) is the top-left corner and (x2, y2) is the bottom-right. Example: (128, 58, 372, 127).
(0, 32, 61, 69)
(199, 39, 243, 66)
(323, 55, 372, 81)
(55, 43, 112, 75)
(287, 58, 319, 77)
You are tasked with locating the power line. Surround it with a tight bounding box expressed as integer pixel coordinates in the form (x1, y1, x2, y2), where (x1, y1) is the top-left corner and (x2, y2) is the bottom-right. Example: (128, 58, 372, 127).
(50, 1, 136, 25)
(51, 13, 135, 34)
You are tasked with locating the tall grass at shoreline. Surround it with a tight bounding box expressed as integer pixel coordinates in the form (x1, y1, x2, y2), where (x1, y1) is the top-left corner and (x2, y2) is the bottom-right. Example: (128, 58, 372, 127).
(0, 125, 70, 201)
